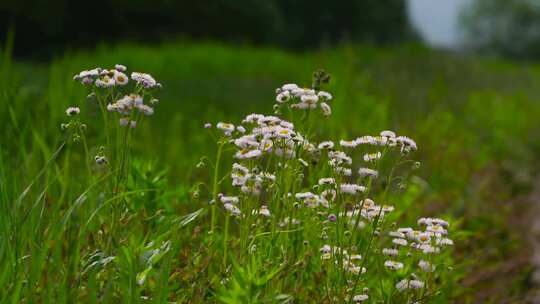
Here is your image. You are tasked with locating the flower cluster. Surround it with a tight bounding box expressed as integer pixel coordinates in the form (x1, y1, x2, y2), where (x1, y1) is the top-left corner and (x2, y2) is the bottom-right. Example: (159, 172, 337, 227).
(107, 94, 155, 128)
(275, 83, 333, 116)
(73, 65, 161, 89)
(202, 75, 453, 302)
(383, 217, 453, 292)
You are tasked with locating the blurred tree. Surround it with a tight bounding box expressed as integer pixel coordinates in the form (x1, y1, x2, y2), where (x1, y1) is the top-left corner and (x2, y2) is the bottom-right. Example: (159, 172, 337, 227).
(461, 0, 540, 59)
(0, 0, 416, 59)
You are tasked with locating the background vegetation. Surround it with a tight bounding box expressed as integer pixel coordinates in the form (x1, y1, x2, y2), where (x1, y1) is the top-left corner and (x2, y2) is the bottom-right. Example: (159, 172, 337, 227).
(1, 38, 540, 301)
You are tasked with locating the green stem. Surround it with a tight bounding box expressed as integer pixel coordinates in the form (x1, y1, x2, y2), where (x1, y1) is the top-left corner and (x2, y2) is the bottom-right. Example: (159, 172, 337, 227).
(223, 214, 230, 270)
(211, 142, 224, 233)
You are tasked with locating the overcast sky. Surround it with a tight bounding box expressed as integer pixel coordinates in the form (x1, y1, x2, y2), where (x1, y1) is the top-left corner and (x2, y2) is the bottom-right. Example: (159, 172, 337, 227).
(407, 0, 473, 48)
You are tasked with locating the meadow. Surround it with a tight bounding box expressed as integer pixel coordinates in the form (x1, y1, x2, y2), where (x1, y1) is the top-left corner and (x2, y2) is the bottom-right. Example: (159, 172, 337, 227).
(1, 40, 539, 303)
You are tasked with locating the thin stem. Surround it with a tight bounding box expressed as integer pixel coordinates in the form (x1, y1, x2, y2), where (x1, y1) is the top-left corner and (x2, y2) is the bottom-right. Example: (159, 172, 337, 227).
(211, 142, 224, 233)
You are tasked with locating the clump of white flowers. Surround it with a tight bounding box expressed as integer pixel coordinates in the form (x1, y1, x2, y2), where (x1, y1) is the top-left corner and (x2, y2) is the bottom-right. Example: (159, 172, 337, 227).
(69, 64, 162, 190)
(200, 70, 454, 303)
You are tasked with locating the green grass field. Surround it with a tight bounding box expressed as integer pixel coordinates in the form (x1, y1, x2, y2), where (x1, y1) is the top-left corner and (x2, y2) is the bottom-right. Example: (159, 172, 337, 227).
(1, 40, 539, 302)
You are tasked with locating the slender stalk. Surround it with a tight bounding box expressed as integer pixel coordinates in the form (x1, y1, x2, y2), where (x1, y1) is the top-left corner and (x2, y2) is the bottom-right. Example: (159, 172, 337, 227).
(211, 142, 224, 233)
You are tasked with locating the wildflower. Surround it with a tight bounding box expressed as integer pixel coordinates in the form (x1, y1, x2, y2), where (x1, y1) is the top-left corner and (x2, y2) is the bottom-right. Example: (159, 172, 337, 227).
(419, 260, 435, 272)
(396, 136, 418, 153)
(382, 248, 399, 256)
(426, 224, 448, 235)
(318, 178, 335, 185)
(358, 168, 378, 178)
(217, 122, 235, 133)
(356, 136, 377, 145)
(340, 139, 358, 148)
(224, 203, 241, 216)
(204, 122, 212, 128)
(380, 130, 396, 138)
(113, 71, 129, 85)
(95, 76, 115, 88)
(320, 102, 331, 116)
(131, 72, 161, 89)
(363, 152, 382, 162)
(320, 244, 332, 254)
(328, 151, 352, 165)
(348, 265, 367, 275)
(258, 205, 271, 217)
(352, 294, 369, 302)
(437, 238, 454, 246)
(384, 260, 404, 270)
(115, 64, 127, 72)
(397, 227, 414, 234)
(65, 107, 80, 116)
(219, 194, 239, 204)
(280, 83, 299, 92)
(300, 92, 319, 104)
(328, 214, 337, 222)
(318, 141, 334, 149)
(137, 104, 154, 116)
(396, 279, 409, 292)
(318, 91, 332, 101)
(392, 238, 408, 246)
(409, 280, 425, 289)
(235, 149, 262, 159)
(119, 118, 129, 127)
(389, 231, 406, 238)
(276, 91, 291, 103)
(236, 125, 246, 133)
(95, 155, 107, 165)
(340, 183, 366, 195)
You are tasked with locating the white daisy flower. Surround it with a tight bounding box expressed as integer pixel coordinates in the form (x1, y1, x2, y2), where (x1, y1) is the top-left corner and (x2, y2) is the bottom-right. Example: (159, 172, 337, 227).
(409, 280, 425, 289)
(396, 279, 409, 292)
(384, 260, 404, 270)
(358, 168, 378, 178)
(318, 141, 334, 149)
(281, 83, 299, 91)
(65, 107, 80, 116)
(419, 260, 435, 272)
(224, 203, 241, 216)
(276, 91, 291, 103)
(340, 139, 358, 148)
(217, 122, 235, 133)
(318, 178, 336, 185)
(382, 248, 399, 256)
(317, 91, 332, 100)
(119, 118, 129, 126)
(258, 206, 271, 217)
(137, 104, 154, 116)
(115, 64, 127, 72)
(363, 152, 382, 162)
(320, 102, 331, 116)
(236, 125, 246, 133)
(352, 294, 368, 302)
(389, 231, 406, 238)
(301, 93, 318, 104)
(397, 227, 414, 234)
(219, 194, 239, 204)
(340, 183, 366, 195)
(113, 71, 129, 85)
(356, 136, 377, 145)
(380, 130, 396, 138)
(392, 238, 408, 246)
(95, 76, 115, 88)
(235, 149, 262, 159)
